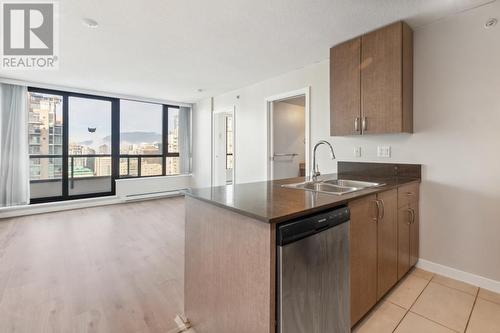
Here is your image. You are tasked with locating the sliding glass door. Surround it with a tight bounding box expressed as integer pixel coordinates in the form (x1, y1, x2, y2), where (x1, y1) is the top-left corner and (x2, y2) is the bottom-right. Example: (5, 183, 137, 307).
(68, 96, 114, 196)
(29, 88, 119, 203)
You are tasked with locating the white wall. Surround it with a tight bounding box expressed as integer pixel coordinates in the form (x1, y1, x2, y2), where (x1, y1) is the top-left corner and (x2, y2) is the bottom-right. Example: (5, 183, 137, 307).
(206, 62, 328, 184)
(191, 98, 213, 188)
(272, 101, 305, 179)
(192, 1, 500, 282)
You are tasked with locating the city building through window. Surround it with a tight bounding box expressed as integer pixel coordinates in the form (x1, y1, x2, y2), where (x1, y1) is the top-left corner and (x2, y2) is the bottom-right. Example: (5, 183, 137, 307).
(226, 115, 233, 170)
(119, 101, 184, 177)
(28, 88, 191, 203)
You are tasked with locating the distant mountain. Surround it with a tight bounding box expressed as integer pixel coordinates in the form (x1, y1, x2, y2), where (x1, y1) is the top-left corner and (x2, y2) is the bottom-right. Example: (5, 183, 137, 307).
(103, 131, 162, 144)
(78, 140, 94, 146)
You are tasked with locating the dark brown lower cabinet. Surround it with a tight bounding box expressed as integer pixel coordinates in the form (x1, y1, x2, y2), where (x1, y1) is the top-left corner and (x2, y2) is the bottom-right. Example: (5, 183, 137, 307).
(377, 189, 398, 300)
(349, 194, 378, 326)
(409, 201, 419, 267)
(397, 197, 419, 279)
(397, 206, 411, 279)
(350, 184, 419, 327)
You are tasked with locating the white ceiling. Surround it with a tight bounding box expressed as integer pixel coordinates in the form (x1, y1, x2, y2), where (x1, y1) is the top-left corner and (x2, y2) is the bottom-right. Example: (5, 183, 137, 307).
(0, 0, 493, 103)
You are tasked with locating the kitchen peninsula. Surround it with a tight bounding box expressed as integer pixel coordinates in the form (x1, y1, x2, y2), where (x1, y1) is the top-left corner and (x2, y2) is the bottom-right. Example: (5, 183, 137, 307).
(184, 162, 421, 333)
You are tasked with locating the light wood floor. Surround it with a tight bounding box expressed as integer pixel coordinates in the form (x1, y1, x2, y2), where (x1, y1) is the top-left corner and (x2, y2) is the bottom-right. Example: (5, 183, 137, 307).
(3, 197, 500, 333)
(0, 197, 185, 333)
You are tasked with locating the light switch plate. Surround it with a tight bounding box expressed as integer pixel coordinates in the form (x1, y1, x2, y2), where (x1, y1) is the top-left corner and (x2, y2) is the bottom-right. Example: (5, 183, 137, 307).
(377, 146, 391, 158)
(354, 147, 362, 157)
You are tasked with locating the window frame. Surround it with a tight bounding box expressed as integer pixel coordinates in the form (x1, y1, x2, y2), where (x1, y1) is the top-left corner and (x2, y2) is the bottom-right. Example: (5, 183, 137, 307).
(118, 102, 180, 179)
(28, 87, 188, 204)
(28, 87, 119, 204)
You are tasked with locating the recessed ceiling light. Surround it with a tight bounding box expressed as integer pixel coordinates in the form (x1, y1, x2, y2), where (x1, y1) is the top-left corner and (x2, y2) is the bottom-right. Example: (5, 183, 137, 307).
(82, 18, 99, 28)
(485, 18, 497, 29)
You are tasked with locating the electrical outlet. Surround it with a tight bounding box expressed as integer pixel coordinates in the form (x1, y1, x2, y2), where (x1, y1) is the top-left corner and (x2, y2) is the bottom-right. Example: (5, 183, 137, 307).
(377, 146, 391, 158)
(354, 147, 362, 157)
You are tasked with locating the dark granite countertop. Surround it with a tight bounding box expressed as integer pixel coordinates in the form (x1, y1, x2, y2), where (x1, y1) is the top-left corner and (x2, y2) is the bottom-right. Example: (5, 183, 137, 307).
(185, 162, 421, 224)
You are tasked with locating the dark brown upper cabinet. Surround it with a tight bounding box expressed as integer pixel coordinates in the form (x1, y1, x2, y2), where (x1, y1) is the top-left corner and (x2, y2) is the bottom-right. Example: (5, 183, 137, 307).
(330, 21, 413, 136)
(330, 38, 362, 136)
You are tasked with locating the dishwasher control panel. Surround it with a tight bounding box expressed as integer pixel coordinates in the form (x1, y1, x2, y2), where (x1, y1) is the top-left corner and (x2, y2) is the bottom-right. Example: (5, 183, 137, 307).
(277, 206, 350, 246)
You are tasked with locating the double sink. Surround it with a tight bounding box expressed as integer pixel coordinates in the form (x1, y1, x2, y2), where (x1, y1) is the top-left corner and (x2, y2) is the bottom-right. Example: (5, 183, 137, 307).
(282, 179, 384, 195)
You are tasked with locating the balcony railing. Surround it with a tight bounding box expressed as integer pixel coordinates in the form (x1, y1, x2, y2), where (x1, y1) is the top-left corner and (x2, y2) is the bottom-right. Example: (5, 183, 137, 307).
(119, 154, 165, 178)
(29, 153, 181, 200)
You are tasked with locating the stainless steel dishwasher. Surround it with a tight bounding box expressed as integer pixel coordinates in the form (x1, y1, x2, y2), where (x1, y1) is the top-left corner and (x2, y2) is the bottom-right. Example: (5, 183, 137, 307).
(277, 206, 350, 333)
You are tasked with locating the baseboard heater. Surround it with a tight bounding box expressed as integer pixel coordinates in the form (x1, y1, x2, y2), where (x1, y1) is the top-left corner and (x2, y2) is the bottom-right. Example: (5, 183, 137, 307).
(123, 189, 187, 202)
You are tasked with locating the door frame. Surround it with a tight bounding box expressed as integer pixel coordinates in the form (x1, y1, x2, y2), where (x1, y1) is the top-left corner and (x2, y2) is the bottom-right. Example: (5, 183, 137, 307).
(211, 106, 236, 187)
(265, 87, 311, 180)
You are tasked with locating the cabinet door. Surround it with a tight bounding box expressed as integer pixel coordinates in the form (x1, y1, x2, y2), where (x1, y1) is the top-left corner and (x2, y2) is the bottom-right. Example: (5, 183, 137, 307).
(330, 38, 361, 136)
(409, 201, 419, 268)
(349, 194, 377, 326)
(377, 189, 398, 300)
(361, 22, 403, 134)
(397, 206, 411, 279)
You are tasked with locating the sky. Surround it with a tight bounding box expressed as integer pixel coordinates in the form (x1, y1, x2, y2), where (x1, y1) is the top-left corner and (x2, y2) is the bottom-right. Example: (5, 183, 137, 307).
(68, 98, 163, 149)
(68, 97, 112, 149)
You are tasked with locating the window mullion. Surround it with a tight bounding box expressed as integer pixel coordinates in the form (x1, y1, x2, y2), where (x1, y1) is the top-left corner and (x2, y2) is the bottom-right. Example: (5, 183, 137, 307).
(62, 94, 69, 198)
(162, 105, 168, 176)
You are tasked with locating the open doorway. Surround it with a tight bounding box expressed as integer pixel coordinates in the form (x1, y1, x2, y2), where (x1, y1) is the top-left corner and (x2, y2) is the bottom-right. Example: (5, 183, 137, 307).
(267, 88, 310, 180)
(212, 108, 234, 186)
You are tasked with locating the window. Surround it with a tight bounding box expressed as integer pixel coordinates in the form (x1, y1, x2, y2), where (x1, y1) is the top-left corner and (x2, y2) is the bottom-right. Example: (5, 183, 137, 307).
(119, 101, 188, 178)
(166, 107, 180, 175)
(28, 91, 64, 199)
(28, 89, 117, 202)
(119, 100, 163, 177)
(28, 87, 191, 204)
(226, 115, 233, 169)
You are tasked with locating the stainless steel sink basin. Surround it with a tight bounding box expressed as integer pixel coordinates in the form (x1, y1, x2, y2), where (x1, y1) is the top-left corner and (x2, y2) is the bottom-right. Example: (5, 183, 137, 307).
(282, 179, 384, 196)
(290, 182, 360, 195)
(321, 179, 384, 188)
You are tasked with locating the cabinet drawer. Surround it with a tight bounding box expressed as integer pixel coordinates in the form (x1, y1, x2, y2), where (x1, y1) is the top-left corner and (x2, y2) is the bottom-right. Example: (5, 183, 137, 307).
(398, 183, 419, 208)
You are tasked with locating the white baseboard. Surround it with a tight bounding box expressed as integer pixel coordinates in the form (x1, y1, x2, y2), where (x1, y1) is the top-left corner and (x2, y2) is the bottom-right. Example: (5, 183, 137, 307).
(0, 196, 121, 219)
(417, 258, 500, 293)
(123, 190, 185, 202)
(0, 192, 185, 219)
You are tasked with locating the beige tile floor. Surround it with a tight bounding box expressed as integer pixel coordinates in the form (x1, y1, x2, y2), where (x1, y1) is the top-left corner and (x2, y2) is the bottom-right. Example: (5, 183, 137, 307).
(354, 268, 500, 333)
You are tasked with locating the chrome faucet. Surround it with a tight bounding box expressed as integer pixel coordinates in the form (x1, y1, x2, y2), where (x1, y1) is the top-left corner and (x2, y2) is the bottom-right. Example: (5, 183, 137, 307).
(311, 140, 336, 182)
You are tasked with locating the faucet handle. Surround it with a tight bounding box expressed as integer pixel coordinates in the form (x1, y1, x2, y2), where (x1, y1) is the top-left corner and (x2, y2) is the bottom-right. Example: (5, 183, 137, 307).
(312, 169, 321, 181)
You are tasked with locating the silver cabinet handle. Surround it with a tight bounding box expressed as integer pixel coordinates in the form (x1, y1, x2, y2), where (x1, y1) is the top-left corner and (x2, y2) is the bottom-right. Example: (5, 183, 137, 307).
(406, 208, 415, 225)
(362, 117, 367, 132)
(374, 200, 381, 222)
(379, 199, 385, 220)
(354, 117, 360, 132)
